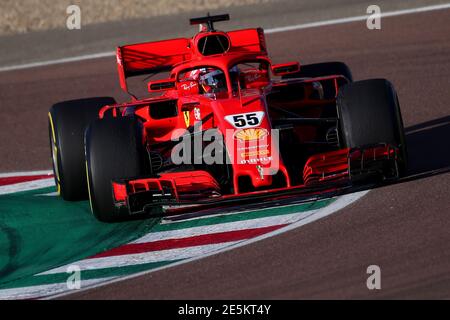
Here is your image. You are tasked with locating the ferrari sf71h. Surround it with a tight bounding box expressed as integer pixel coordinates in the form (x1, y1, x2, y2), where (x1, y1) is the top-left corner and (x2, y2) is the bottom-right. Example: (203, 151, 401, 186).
(49, 14, 408, 222)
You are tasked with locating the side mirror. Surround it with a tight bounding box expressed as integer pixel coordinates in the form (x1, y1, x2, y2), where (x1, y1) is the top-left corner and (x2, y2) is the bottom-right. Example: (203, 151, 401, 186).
(271, 62, 300, 76)
(148, 79, 176, 92)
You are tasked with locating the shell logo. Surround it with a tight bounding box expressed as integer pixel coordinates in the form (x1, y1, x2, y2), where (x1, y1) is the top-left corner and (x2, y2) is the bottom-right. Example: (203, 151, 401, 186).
(234, 128, 268, 142)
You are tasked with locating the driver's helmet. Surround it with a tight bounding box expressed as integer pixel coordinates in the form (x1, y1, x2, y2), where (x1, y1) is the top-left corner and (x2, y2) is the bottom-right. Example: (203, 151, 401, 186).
(199, 68, 226, 93)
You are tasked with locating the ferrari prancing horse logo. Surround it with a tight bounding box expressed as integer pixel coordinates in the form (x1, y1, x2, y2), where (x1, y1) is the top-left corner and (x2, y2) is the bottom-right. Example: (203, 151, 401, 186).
(183, 111, 190, 128)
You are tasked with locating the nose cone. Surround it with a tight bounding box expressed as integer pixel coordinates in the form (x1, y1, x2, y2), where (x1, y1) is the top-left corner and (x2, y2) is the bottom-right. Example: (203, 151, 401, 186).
(210, 92, 284, 192)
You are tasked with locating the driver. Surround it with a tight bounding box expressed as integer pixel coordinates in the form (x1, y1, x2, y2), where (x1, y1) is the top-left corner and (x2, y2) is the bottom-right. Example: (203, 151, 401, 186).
(198, 68, 227, 94)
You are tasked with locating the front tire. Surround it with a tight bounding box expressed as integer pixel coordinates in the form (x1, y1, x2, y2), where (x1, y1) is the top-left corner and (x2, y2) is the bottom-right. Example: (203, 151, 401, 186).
(337, 79, 408, 176)
(85, 117, 149, 222)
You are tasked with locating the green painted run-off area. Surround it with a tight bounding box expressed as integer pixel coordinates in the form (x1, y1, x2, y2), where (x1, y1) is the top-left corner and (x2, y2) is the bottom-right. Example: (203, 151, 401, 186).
(0, 186, 158, 287)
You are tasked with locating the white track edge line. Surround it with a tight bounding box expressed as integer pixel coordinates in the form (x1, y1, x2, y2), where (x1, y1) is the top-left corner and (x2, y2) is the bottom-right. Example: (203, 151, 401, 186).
(264, 3, 450, 34)
(0, 170, 52, 178)
(0, 52, 115, 72)
(0, 3, 449, 73)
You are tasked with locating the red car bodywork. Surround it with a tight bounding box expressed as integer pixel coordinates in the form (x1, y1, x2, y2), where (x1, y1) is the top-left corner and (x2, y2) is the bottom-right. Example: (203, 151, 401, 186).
(96, 16, 399, 215)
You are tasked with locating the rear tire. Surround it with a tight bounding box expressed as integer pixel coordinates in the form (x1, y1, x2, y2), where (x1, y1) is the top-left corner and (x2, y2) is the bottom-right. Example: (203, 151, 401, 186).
(337, 79, 408, 176)
(48, 97, 116, 200)
(85, 117, 149, 222)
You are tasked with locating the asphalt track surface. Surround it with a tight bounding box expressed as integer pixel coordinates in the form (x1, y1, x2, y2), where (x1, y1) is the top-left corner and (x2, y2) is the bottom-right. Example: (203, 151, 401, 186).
(0, 5, 449, 298)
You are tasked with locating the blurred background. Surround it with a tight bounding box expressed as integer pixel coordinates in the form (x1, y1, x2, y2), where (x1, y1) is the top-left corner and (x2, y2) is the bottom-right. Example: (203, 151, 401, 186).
(1, 0, 448, 68)
(1, 0, 270, 35)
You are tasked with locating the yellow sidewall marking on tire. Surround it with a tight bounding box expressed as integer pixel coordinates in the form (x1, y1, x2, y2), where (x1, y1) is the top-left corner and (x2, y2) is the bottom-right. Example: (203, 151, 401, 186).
(85, 161, 94, 214)
(48, 112, 61, 195)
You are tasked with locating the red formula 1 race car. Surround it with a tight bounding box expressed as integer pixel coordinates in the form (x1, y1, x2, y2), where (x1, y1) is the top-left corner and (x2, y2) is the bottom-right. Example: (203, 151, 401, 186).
(48, 14, 408, 222)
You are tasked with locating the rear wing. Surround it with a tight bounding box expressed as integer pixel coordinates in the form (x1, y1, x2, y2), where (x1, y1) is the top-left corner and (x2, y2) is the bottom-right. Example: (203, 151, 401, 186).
(116, 28, 267, 94)
(116, 38, 192, 93)
(228, 28, 267, 54)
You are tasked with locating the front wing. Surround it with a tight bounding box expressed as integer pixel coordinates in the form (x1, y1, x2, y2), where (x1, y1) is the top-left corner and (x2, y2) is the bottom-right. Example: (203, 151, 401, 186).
(111, 144, 400, 217)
